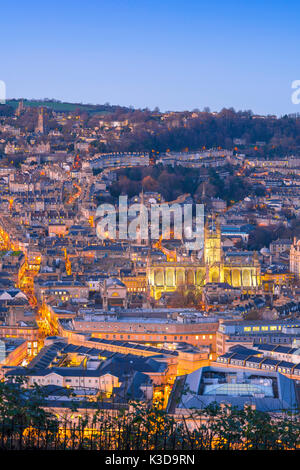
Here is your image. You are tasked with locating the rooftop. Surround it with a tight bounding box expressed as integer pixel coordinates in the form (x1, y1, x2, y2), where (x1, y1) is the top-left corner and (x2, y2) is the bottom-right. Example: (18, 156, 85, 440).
(173, 366, 298, 413)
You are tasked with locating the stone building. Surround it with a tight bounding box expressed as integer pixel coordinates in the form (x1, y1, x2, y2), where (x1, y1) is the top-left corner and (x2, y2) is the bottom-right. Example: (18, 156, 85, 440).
(147, 220, 261, 299)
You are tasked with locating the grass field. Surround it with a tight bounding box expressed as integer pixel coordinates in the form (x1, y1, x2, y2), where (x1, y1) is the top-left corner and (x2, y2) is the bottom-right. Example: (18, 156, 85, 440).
(5, 99, 120, 114)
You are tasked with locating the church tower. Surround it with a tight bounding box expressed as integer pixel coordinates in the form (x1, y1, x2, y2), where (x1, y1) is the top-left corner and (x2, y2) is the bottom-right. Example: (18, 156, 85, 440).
(204, 216, 222, 265)
(204, 216, 224, 283)
(15, 100, 25, 117)
(35, 107, 44, 134)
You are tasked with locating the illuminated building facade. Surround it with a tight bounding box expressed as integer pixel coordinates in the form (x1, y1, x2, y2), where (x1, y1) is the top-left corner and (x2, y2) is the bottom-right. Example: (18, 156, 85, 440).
(120, 274, 147, 293)
(216, 319, 300, 355)
(290, 237, 300, 279)
(147, 220, 261, 299)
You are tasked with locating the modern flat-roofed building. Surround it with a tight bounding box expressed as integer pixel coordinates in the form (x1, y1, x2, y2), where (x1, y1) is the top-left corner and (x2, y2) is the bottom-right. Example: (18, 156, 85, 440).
(167, 365, 298, 428)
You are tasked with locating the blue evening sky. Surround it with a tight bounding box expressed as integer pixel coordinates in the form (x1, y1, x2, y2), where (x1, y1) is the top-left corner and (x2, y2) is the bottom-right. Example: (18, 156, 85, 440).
(1, 0, 300, 115)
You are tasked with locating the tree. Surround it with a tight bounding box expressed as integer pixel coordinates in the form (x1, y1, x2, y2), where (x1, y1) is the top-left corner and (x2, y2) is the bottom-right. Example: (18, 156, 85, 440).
(168, 286, 202, 308)
(0, 378, 59, 445)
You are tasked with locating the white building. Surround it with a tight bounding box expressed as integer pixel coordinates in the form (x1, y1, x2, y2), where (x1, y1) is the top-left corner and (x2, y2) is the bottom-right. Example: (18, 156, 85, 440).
(290, 238, 300, 278)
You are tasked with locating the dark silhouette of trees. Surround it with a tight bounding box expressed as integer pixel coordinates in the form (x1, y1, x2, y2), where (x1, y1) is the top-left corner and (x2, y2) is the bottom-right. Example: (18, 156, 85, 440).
(0, 380, 300, 450)
(109, 164, 254, 204)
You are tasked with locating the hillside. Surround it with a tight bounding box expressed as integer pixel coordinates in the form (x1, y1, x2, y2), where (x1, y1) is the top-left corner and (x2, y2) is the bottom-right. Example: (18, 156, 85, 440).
(5, 99, 129, 114)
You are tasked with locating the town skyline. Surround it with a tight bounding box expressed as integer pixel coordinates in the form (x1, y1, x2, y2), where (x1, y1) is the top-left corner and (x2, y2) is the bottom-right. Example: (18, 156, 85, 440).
(3, 97, 297, 117)
(0, 93, 300, 452)
(2, 0, 300, 455)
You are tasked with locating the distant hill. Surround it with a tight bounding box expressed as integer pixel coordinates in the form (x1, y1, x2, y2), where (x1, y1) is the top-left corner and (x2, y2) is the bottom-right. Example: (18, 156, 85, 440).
(2, 100, 300, 156)
(6, 99, 129, 114)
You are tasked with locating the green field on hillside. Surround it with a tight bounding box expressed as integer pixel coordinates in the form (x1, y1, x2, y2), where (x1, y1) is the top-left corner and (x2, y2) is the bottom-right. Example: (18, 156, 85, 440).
(6, 99, 119, 114)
